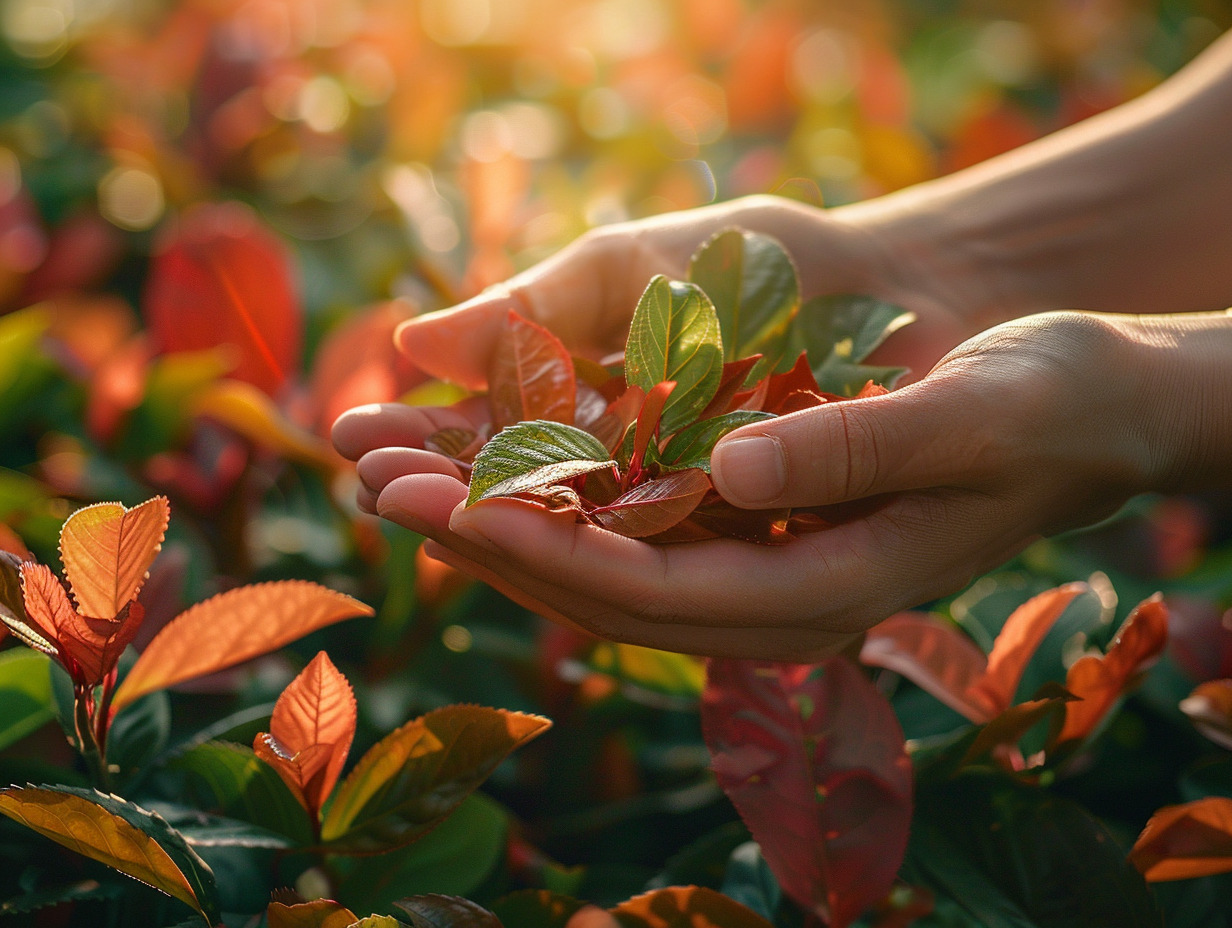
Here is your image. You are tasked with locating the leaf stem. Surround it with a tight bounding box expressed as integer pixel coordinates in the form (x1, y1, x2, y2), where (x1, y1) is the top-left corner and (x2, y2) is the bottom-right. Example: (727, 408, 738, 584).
(74, 684, 111, 791)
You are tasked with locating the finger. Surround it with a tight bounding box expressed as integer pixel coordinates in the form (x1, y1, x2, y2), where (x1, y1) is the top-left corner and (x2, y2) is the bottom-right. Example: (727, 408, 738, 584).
(710, 372, 990, 509)
(331, 401, 482, 460)
(357, 447, 465, 498)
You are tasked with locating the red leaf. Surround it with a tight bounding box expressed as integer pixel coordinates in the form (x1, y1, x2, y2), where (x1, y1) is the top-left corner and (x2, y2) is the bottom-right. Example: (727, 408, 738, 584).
(591, 469, 712, 538)
(1058, 594, 1168, 744)
(588, 385, 645, 454)
(488, 310, 576, 429)
(143, 202, 301, 396)
(1131, 797, 1232, 881)
(1180, 679, 1232, 750)
(698, 355, 762, 419)
(609, 886, 774, 927)
(751, 353, 823, 416)
(967, 583, 1090, 719)
(307, 300, 424, 436)
(254, 652, 356, 823)
(860, 612, 992, 722)
(629, 381, 676, 481)
(702, 658, 912, 928)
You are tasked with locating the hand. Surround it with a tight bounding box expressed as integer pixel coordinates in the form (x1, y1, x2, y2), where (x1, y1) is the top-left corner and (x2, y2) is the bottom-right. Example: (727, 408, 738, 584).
(335, 311, 1179, 661)
(391, 194, 986, 391)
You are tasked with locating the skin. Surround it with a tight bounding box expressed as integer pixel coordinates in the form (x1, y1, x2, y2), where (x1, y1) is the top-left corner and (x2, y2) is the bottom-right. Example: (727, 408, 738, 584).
(334, 32, 1232, 661)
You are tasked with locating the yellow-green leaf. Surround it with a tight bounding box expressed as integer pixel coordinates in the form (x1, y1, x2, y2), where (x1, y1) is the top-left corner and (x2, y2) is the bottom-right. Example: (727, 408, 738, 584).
(112, 581, 372, 712)
(321, 706, 550, 852)
(624, 277, 723, 436)
(0, 786, 216, 921)
(59, 496, 170, 620)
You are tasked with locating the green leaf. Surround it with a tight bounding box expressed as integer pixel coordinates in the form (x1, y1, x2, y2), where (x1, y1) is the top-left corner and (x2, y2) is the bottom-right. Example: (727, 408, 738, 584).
(394, 895, 502, 927)
(106, 688, 171, 784)
(321, 705, 549, 853)
(466, 420, 616, 506)
(152, 803, 295, 849)
(490, 890, 590, 928)
(171, 741, 313, 845)
(688, 229, 799, 369)
(720, 842, 781, 923)
(659, 411, 775, 472)
(0, 784, 219, 923)
(624, 276, 723, 435)
(0, 878, 124, 917)
(0, 649, 54, 750)
(795, 293, 914, 366)
(812, 361, 906, 397)
(1, 549, 26, 626)
(336, 793, 508, 914)
(906, 770, 1162, 928)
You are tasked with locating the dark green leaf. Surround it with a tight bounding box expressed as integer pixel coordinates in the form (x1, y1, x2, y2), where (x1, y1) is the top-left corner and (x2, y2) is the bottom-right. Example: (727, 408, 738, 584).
(0, 878, 124, 916)
(490, 889, 590, 928)
(335, 794, 507, 914)
(106, 688, 171, 784)
(659, 411, 775, 472)
(794, 294, 914, 367)
(907, 770, 1162, 928)
(0, 649, 54, 751)
(813, 361, 906, 397)
(624, 276, 723, 435)
(467, 421, 616, 505)
(688, 229, 799, 369)
(719, 842, 781, 923)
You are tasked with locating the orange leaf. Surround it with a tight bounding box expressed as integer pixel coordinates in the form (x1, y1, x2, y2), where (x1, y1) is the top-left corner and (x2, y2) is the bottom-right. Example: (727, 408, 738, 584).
(193, 379, 337, 470)
(861, 612, 991, 722)
(254, 652, 356, 822)
(112, 581, 372, 711)
(14, 562, 74, 657)
(143, 202, 301, 396)
(1130, 797, 1232, 881)
(1180, 679, 1232, 750)
(59, 497, 169, 621)
(1058, 594, 1169, 744)
(609, 886, 775, 928)
(967, 583, 1090, 719)
(267, 899, 360, 928)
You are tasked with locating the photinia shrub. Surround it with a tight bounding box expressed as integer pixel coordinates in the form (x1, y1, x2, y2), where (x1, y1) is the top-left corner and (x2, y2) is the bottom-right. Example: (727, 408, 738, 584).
(424, 228, 912, 543)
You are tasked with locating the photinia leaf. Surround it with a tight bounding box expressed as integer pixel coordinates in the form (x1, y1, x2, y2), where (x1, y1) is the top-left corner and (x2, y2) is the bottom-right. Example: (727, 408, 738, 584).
(0, 785, 218, 922)
(860, 612, 992, 723)
(321, 705, 550, 853)
(143, 201, 301, 396)
(193, 379, 337, 470)
(961, 684, 1076, 766)
(628, 381, 676, 480)
(659, 411, 775, 472)
(393, 894, 503, 927)
(591, 470, 712, 538)
(748, 353, 822, 415)
(467, 420, 616, 506)
(1130, 797, 1232, 881)
(267, 899, 361, 928)
(11, 562, 70, 658)
(702, 658, 912, 928)
(1057, 594, 1168, 745)
(112, 580, 372, 711)
(488, 310, 576, 429)
(792, 294, 914, 372)
(490, 889, 590, 928)
(588, 643, 706, 700)
(698, 356, 764, 419)
(254, 651, 357, 823)
(1180, 679, 1232, 750)
(967, 583, 1092, 721)
(609, 885, 775, 928)
(624, 276, 723, 436)
(59, 496, 169, 621)
(688, 228, 799, 371)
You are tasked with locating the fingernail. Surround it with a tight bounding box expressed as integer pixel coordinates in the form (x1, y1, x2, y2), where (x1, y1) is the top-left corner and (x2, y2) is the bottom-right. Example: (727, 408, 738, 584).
(712, 436, 786, 505)
(448, 509, 501, 552)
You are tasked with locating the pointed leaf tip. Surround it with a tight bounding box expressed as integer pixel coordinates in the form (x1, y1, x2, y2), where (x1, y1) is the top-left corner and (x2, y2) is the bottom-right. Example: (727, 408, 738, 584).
(59, 496, 170, 621)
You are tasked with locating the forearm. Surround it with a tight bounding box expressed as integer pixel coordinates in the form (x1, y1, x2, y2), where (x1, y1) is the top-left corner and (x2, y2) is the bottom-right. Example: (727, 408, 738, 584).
(834, 31, 1232, 327)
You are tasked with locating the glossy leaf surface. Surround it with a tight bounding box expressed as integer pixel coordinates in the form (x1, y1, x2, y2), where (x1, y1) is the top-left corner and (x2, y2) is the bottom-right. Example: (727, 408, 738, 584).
(488, 310, 576, 429)
(1131, 797, 1232, 881)
(322, 705, 550, 852)
(659, 411, 775, 472)
(702, 659, 912, 927)
(0, 785, 217, 922)
(1058, 594, 1168, 744)
(59, 496, 169, 621)
(591, 469, 712, 538)
(467, 420, 616, 506)
(394, 894, 502, 927)
(610, 886, 775, 928)
(254, 651, 357, 822)
(113, 581, 372, 711)
(688, 228, 798, 369)
(624, 276, 723, 435)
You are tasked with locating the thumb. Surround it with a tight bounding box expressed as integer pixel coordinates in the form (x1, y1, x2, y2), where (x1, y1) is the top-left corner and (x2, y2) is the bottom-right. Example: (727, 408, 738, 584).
(395, 292, 519, 390)
(710, 382, 970, 508)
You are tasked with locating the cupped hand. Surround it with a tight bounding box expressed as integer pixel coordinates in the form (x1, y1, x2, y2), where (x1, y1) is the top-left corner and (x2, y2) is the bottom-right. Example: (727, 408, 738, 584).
(335, 311, 1160, 661)
(392, 194, 979, 392)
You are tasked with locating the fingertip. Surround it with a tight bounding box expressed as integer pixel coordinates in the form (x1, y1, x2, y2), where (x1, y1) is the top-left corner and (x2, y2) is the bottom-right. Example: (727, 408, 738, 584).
(395, 297, 517, 389)
(330, 403, 395, 459)
(711, 431, 788, 508)
(376, 472, 468, 535)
